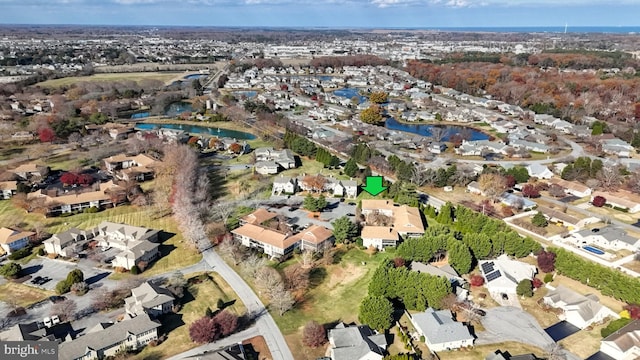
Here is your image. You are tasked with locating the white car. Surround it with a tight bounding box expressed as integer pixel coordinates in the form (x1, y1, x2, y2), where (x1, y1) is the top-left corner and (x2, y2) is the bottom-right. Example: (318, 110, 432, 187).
(51, 315, 60, 325)
(43, 317, 52, 327)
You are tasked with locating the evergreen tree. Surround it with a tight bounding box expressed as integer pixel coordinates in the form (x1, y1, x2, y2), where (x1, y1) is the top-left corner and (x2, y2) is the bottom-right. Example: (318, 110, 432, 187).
(344, 158, 359, 178)
(358, 296, 394, 331)
(532, 211, 548, 227)
(332, 216, 359, 243)
(447, 239, 473, 274)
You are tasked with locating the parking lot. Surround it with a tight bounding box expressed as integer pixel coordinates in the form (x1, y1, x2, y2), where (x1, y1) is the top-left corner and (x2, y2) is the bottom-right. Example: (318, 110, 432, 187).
(267, 195, 357, 229)
(22, 258, 113, 292)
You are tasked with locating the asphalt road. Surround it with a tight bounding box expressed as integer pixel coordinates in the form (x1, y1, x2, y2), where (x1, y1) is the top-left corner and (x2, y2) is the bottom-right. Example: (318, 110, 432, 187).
(201, 249, 294, 360)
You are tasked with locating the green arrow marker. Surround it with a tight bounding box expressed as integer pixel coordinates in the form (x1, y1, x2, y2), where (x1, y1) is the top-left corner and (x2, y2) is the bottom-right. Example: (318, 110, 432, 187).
(362, 176, 388, 196)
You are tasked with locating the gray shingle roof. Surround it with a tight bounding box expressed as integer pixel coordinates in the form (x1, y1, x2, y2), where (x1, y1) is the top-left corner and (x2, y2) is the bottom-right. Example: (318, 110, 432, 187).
(411, 308, 473, 345)
(329, 323, 387, 360)
(58, 314, 160, 360)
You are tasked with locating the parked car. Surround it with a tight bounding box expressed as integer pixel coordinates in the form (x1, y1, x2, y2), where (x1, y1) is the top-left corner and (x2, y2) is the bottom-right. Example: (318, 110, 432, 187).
(346, 213, 355, 216)
(31, 276, 43, 284)
(501, 293, 509, 300)
(51, 315, 60, 325)
(49, 296, 66, 303)
(43, 317, 52, 327)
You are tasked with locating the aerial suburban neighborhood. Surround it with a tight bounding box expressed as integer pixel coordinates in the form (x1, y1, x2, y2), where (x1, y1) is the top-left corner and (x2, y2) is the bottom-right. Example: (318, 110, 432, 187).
(0, 19, 640, 360)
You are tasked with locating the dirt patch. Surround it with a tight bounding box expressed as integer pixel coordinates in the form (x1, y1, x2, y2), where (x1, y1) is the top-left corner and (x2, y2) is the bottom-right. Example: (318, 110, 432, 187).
(325, 262, 366, 290)
(243, 336, 272, 360)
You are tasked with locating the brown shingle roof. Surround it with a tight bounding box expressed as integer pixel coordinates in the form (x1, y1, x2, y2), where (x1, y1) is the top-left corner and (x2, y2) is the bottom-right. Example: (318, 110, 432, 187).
(289, 225, 333, 245)
(232, 223, 297, 249)
(0, 227, 34, 245)
(361, 226, 398, 240)
(240, 208, 278, 225)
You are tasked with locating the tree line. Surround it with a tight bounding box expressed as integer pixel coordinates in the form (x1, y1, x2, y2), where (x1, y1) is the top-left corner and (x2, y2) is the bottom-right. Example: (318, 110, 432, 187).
(552, 247, 640, 304)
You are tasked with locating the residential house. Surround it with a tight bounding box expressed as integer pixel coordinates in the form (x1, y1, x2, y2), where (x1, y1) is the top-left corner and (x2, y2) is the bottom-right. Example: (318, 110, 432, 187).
(125, 281, 175, 318)
(290, 224, 334, 252)
(182, 344, 247, 360)
(500, 193, 537, 211)
(602, 138, 634, 158)
(408, 308, 474, 352)
(479, 254, 537, 297)
(91, 221, 160, 270)
(591, 190, 640, 213)
(411, 262, 468, 300)
(428, 143, 447, 154)
(536, 206, 581, 230)
(466, 181, 484, 195)
(5, 321, 77, 342)
(272, 176, 298, 195)
(0, 227, 34, 255)
(254, 147, 296, 173)
(360, 200, 425, 250)
(239, 208, 278, 226)
(327, 322, 388, 360)
(231, 224, 297, 258)
(543, 285, 618, 329)
(526, 164, 554, 179)
(456, 140, 507, 156)
(108, 126, 134, 140)
(103, 153, 159, 182)
(326, 177, 358, 199)
(255, 161, 280, 175)
(27, 180, 126, 215)
(600, 319, 640, 360)
(58, 313, 160, 360)
(570, 226, 639, 251)
(546, 178, 592, 198)
(44, 227, 93, 257)
(0, 180, 17, 199)
(9, 163, 49, 181)
(232, 209, 333, 257)
(510, 139, 549, 154)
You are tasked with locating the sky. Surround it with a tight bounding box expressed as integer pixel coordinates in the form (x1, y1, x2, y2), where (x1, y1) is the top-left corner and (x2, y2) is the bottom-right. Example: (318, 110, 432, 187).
(0, 0, 639, 28)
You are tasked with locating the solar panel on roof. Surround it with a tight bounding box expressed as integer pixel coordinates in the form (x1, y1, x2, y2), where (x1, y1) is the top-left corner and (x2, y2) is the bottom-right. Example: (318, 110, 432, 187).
(486, 270, 502, 282)
(481, 262, 494, 273)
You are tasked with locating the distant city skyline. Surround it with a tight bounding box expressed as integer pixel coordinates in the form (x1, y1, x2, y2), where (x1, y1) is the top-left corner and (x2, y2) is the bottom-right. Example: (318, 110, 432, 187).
(0, 1, 638, 29)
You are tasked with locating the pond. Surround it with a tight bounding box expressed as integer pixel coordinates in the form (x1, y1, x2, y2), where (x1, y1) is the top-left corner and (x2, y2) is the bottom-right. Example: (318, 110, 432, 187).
(134, 123, 256, 140)
(333, 88, 367, 104)
(165, 102, 193, 117)
(385, 117, 489, 141)
(130, 112, 150, 119)
(184, 74, 207, 80)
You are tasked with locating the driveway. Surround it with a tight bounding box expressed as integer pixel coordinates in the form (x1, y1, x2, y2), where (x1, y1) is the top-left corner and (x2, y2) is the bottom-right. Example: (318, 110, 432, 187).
(476, 306, 555, 350)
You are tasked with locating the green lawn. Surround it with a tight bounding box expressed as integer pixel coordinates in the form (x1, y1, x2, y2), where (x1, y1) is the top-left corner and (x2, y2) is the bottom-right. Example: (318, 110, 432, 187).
(0, 201, 202, 276)
(132, 272, 246, 360)
(272, 247, 391, 360)
(36, 72, 183, 88)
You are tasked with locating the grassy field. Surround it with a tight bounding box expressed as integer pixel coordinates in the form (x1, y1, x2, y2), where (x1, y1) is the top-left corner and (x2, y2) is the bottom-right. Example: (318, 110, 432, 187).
(437, 342, 546, 360)
(36, 72, 183, 88)
(0, 282, 54, 308)
(270, 247, 391, 360)
(0, 201, 201, 276)
(132, 272, 246, 360)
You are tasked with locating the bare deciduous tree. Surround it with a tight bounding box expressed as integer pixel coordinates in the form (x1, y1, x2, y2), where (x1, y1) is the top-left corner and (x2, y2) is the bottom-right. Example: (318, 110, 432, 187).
(478, 173, 507, 202)
(50, 299, 78, 322)
(255, 266, 283, 296)
(240, 254, 267, 277)
(596, 166, 623, 189)
(269, 283, 295, 316)
(429, 127, 449, 143)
